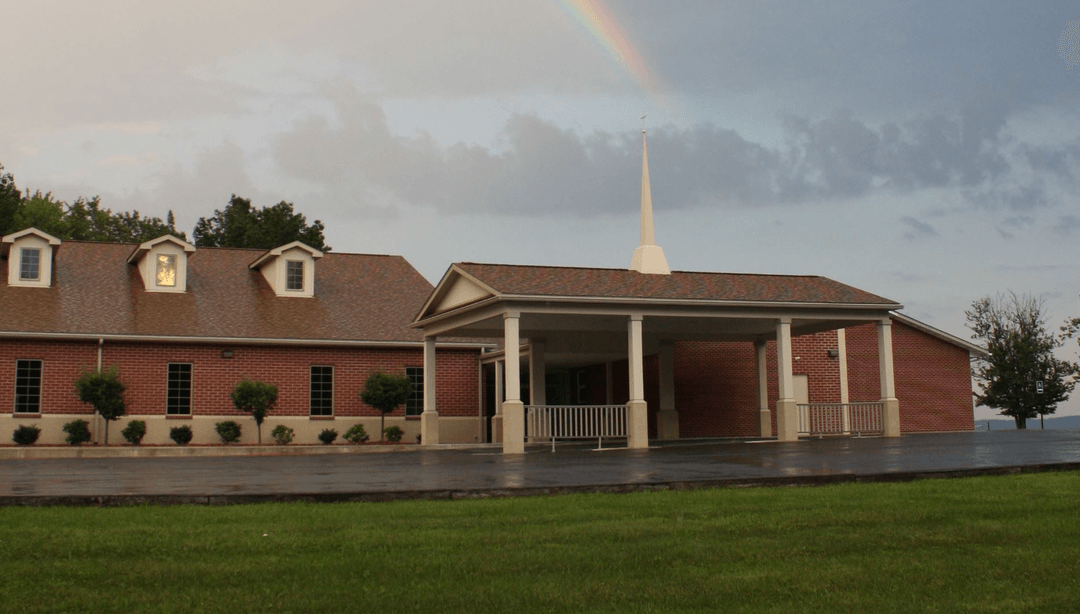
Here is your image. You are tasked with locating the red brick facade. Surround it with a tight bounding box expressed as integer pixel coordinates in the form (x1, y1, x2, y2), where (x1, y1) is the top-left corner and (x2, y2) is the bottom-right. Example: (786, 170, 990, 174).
(2, 339, 479, 420)
(846, 321, 975, 432)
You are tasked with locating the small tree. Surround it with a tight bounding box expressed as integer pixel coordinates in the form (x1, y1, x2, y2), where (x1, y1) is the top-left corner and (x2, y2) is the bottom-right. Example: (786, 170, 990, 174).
(967, 293, 1078, 428)
(74, 367, 126, 444)
(360, 371, 412, 441)
(231, 379, 278, 444)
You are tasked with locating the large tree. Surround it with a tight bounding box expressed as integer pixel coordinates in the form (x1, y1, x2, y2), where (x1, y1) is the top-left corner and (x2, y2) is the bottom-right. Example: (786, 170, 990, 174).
(0, 163, 21, 235)
(966, 293, 1078, 428)
(193, 195, 328, 250)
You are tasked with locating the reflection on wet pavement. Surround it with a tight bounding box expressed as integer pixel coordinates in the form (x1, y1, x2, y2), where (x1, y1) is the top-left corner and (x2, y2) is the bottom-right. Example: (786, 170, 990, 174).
(1, 430, 1078, 499)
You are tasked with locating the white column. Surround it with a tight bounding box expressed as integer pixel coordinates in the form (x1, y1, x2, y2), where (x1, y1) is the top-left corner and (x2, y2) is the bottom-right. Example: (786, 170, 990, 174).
(838, 329, 851, 433)
(529, 341, 546, 406)
(878, 318, 901, 437)
(502, 313, 525, 454)
(775, 319, 799, 441)
(626, 315, 649, 449)
(755, 340, 771, 437)
(528, 341, 546, 444)
(656, 341, 678, 439)
(492, 360, 504, 444)
(420, 335, 439, 445)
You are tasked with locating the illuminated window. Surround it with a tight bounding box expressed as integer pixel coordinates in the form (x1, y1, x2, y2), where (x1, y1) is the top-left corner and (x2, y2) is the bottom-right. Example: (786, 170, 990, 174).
(405, 367, 423, 416)
(286, 260, 304, 291)
(156, 254, 177, 287)
(167, 363, 192, 415)
(15, 360, 43, 414)
(310, 366, 333, 416)
(19, 248, 40, 281)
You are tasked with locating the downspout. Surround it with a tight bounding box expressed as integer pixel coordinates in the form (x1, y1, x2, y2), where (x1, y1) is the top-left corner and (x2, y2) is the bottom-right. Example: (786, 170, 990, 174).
(96, 338, 103, 444)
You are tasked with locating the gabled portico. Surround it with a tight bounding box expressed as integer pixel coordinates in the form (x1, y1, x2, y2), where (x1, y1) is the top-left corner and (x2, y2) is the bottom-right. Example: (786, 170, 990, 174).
(412, 263, 903, 453)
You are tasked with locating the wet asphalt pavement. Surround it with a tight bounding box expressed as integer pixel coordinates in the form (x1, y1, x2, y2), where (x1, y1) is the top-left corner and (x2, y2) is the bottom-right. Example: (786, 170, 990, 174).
(2, 429, 1079, 505)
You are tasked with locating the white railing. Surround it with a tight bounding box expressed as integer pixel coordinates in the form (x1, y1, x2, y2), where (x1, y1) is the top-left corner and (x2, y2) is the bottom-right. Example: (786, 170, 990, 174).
(797, 402, 884, 437)
(526, 404, 627, 451)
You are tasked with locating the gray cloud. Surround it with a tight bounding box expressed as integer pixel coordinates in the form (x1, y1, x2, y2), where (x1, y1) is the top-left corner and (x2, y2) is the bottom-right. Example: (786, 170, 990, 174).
(1055, 215, 1080, 235)
(900, 216, 938, 240)
(272, 89, 1069, 219)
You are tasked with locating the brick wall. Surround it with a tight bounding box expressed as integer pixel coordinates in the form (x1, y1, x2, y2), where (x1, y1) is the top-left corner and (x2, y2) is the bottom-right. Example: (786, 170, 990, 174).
(670, 332, 843, 438)
(1, 339, 479, 420)
(846, 321, 975, 432)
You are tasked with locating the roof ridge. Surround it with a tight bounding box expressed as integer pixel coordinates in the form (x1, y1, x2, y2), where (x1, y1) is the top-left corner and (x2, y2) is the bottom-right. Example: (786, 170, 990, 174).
(456, 261, 828, 279)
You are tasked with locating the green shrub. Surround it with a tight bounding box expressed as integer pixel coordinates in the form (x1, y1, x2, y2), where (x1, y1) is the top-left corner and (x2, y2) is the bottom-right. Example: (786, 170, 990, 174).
(215, 421, 242, 444)
(74, 367, 126, 444)
(318, 428, 338, 445)
(12, 424, 41, 446)
(343, 423, 369, 444)
(169, 425, 193, 445)
(270, 425, 294, 445)
(62, 420, 92, 445)
(231, 379, 278, 444)
(360, 371, 412, 440)
(384, 425, 405, 443)
(121, 420, 147, 445)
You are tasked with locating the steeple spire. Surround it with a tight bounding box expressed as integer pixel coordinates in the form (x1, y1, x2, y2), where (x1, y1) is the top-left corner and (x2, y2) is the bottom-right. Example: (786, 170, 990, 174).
(630, 116, 671, 275)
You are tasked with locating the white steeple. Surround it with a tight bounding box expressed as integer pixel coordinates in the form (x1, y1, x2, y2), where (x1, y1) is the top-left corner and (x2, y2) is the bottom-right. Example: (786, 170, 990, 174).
(630, 116, 671, 275)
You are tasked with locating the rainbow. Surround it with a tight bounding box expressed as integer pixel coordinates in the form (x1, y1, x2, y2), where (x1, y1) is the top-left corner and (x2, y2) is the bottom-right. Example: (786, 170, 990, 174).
(557, 0, 667, 103)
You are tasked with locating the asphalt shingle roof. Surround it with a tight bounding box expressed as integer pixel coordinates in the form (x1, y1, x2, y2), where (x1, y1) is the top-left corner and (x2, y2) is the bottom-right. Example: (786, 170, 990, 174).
(0, 241, 433, 343)
(454, 263, 899, 306)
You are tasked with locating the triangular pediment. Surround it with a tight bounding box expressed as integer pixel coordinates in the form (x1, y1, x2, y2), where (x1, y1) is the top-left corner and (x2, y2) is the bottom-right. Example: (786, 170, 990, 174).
(415, 265, 497, 322)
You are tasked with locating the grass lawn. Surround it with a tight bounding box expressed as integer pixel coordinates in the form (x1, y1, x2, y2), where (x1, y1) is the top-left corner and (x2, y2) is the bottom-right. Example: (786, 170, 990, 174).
(2, 471, 1079, 613)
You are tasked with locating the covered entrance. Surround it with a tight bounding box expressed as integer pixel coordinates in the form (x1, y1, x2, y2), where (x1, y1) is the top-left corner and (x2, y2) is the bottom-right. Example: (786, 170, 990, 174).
(412, 263, 904, 454)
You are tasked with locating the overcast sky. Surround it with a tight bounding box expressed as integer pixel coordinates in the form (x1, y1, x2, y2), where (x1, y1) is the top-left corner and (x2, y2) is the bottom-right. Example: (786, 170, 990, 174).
(3, 1, 1079, 418)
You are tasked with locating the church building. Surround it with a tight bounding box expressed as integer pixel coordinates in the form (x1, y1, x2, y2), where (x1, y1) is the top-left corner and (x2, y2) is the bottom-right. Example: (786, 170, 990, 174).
(1, 129, 982, 451)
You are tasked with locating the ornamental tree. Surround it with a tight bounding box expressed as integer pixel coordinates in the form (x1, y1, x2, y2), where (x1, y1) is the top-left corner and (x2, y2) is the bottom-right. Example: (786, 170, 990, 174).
(966, 293, 1078, 429)
(231, 379, 278, 444)
(360, 371, 412, 441)
(74, 367, 126, 444)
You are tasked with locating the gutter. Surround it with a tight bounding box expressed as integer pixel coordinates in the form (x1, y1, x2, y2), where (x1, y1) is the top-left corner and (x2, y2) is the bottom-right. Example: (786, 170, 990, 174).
(0, 331, 493, 350)
(414, 294, 904, 328)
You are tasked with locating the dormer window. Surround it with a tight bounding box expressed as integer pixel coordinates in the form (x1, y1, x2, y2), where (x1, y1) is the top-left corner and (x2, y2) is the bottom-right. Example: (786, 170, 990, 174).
(156, 254, 177, 287)
(20, 248, 41, 281)
(127, 235, 196, 293)
(250, 241, 323, 298)
(286, 260, 304, 291)
(3, 228, 61, 288)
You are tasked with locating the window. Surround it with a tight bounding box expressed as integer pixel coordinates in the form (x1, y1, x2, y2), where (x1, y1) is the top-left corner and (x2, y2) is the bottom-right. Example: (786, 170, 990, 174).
(167, 363, 192, 415)
(19, 248, 40, 281)
(405, 367, 423, 416)
(310, 366, 333, 416)
(156, 254, 177, 287)
(286, 260, 304, 291)
(14, 360, 42, 414)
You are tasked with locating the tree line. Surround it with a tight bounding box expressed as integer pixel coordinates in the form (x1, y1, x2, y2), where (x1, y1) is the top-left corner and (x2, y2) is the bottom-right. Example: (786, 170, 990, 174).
(0, 163, 327, 250)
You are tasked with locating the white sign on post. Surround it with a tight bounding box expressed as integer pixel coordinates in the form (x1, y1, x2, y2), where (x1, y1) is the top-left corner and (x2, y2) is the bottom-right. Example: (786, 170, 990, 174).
(1036, 381, 1044, 394)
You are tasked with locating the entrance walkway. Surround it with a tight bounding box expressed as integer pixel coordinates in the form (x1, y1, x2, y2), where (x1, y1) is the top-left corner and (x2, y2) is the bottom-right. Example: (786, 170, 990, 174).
(2, 430, 1079, 505)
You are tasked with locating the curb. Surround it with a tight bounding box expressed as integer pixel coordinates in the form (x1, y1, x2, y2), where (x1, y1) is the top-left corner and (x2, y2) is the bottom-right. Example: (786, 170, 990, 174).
(0, 442, 498, 460)
(3, 462, 1078, 507)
